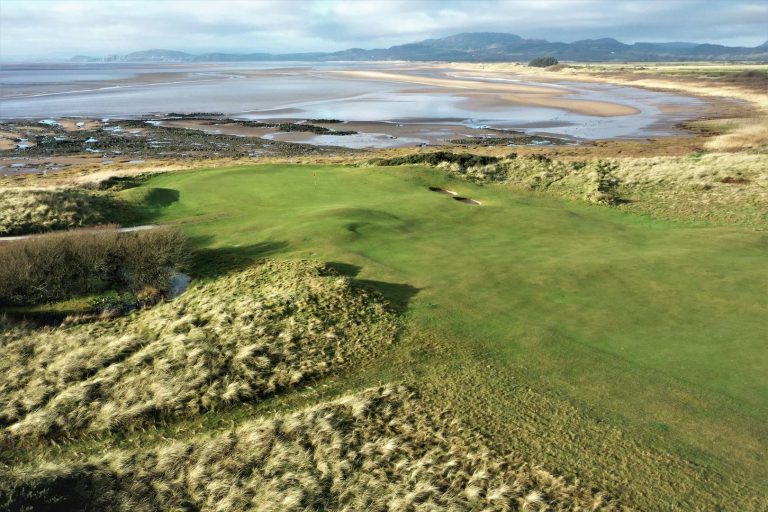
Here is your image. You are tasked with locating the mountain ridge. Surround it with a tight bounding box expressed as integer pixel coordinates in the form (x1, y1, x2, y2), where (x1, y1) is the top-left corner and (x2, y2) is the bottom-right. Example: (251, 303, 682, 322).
(71, 32, 768, 63)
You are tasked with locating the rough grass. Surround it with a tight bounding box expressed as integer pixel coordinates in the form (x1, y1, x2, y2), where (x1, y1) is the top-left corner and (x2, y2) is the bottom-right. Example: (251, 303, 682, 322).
(0, 187, 117, 236)
(612, 152, 768, 225)
(0, 260, 397, 444)
(374, 151, 768, 226)
(121, 163, 767, 508)
(703, 118, 768, 152)
(1, 385, 614, 511)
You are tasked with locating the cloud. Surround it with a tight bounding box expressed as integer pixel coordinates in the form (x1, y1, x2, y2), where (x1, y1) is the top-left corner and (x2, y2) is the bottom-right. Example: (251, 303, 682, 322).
(1, 0, 766, 60)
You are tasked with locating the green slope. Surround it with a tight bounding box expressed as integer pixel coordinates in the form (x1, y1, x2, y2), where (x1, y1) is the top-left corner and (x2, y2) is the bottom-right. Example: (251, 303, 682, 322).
(128, 163, 767, 508)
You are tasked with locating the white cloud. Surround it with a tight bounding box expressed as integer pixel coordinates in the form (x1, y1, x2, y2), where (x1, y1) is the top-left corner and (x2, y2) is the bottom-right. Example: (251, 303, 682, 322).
(0, 0, 765, 60)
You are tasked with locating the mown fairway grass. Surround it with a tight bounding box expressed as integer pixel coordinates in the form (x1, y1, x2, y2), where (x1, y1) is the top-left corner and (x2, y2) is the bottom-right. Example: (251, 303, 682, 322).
(128, 164, 767, 508)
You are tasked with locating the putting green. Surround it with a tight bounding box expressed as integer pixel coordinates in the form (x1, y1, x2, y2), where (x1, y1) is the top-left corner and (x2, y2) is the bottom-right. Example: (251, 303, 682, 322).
(133, 164, 768, 507)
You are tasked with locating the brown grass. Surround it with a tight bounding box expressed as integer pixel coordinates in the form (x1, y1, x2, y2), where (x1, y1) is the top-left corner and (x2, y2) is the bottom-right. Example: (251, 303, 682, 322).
(0, 187, 113, 236)
(0, 226, 188, 305)
(704, 118, 768, 152)
(0, 260, 397, 444)
(1, 385, 616, 511)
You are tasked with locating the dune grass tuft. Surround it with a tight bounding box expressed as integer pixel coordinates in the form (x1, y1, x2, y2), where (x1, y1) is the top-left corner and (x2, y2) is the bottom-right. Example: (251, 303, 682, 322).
(1, 385, 616, 511)
(0, 187, 119, 236)
(0, 260, 397, 444)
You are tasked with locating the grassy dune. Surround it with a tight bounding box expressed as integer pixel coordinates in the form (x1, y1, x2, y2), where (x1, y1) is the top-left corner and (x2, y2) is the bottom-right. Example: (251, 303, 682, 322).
(373, 152, 768, 227)
(2, 386, 615, 511)
(2, 161, 766, 509)
(0, 260, 396, 443)
(113, 163, 766, 508)
(0, 188, 115, 236)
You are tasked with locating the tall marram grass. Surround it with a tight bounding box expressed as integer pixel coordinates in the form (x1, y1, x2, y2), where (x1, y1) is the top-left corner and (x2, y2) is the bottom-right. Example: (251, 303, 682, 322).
(0, 260, 397, 443)
(0, 187, 116, 236)
(0, 226, 189, 305)
(1, 385, 616, 511)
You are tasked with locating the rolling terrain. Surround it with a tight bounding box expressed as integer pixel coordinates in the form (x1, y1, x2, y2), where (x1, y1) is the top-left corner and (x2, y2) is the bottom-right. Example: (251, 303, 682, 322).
(5, 163, 762, 508)
(1, 57, 766, 510)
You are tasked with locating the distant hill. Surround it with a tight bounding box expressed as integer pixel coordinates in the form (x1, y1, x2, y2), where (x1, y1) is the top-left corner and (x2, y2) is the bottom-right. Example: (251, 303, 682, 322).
(71, 32, 768, 63)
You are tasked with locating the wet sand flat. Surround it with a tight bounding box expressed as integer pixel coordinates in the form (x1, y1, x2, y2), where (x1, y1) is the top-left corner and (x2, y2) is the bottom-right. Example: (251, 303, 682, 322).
(325, 69, 640, 117)
(0, 62, 706, 140)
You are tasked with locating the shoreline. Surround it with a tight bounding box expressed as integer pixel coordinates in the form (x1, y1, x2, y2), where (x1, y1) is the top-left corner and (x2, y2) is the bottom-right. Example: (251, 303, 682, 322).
(324, 69, 641, 117)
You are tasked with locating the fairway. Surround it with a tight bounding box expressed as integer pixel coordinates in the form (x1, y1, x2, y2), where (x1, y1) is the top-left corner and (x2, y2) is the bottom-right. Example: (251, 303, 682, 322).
(133, 164, 767, 507)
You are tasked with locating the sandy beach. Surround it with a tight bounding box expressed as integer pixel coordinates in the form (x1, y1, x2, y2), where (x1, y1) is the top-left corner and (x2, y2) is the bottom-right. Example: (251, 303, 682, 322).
(325, 69, 640, 116)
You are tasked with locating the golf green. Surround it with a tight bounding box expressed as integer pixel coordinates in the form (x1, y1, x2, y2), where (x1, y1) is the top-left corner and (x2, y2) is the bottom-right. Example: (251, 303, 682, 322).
(130, 163, 768, 506)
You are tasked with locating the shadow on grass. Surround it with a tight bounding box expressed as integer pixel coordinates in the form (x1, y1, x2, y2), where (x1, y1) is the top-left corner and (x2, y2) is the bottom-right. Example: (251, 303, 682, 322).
(189, 239, 289, 278)
(106, 187, 182, 227)
(138, 188, 180, 208)
(190, 249, 419, 312)
(327, 261, 420, 313)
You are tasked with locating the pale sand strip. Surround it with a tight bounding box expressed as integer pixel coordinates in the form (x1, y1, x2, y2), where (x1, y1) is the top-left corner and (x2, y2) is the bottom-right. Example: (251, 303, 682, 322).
(449, 62, 768, 112)
(325, 70, 640, 117)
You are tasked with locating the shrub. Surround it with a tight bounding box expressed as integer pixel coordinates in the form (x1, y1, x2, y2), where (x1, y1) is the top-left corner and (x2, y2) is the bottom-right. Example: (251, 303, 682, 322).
(529, 56, 559, 67)
(0, 227, 189, 306)
(585, 160, 621, 204)
(373, 151, 500, 168)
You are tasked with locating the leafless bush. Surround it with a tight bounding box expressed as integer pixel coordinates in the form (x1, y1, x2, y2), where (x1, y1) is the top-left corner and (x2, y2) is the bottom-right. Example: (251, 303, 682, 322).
(0, 226, 188, 305)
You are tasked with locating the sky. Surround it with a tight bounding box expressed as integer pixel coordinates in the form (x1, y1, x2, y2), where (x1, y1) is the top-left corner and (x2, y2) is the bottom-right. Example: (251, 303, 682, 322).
(1, 0, 767, 60)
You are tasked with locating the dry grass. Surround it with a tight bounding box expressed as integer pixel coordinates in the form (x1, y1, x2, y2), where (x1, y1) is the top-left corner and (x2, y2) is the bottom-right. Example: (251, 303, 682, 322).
(703, 118, 768, 152)
(610, 152, 768, 225)
(0, 260, 397, 444)
(612, 152, 767, 185)
(1, 385, 616, 511)
(0, 187, 113, 236)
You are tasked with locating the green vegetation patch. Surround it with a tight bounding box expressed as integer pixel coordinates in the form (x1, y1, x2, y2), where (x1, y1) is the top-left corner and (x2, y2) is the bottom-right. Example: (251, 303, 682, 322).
(0, 260, 397, 444)
(124, 163, 766, 507)
(529, 56, 559, 67)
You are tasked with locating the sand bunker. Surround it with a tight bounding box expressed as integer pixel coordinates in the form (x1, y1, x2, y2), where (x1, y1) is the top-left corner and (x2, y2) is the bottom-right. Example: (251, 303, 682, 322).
(429, 186, 458, 195)
(453, 196, 482, 205)
(428, 187, 481, 205)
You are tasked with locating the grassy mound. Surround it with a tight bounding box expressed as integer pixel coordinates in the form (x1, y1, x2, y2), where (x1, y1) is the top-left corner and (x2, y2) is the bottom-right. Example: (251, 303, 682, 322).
(0, 260, 397, 443)
(374, 153, 620, 203)
(0, 188, 117, 236)
(123, 164, 766, 507)
(375, 151, 768, 226)
(1, 385, 614, 511)
(610, 152, 768, 225)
